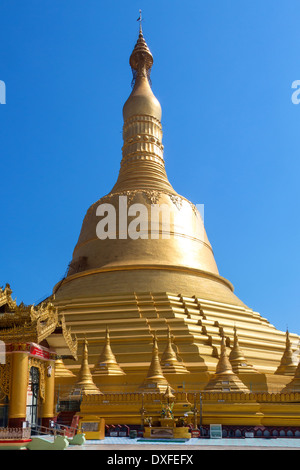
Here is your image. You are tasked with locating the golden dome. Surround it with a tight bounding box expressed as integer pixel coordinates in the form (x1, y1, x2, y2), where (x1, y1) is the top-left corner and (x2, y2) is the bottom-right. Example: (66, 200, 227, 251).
(53, 27, 243, 308)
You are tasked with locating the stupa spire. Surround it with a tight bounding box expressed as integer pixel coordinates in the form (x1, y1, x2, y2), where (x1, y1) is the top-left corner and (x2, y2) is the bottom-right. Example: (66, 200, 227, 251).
(137, 9, 143, 35)
(129, 16, 153, 85)
(111, 24, 176, 194)
(215, 336, 233, 375)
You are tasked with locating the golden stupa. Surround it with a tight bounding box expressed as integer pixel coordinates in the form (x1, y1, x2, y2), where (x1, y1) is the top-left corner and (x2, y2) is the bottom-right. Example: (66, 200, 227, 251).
(204, 336, 250, 393)
(50, 24, 300, 404)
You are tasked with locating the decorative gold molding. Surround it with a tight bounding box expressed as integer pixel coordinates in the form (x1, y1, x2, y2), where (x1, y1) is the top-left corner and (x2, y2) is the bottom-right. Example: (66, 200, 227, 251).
(0, 356, 11, 398)
(60, 315, 78, 361)
(0, 301, 60, 344)
(93, 189, 198, 214)
(31, 302, 59, 344)
(0, 284, 17, 312)
(58, 263, 234, 292)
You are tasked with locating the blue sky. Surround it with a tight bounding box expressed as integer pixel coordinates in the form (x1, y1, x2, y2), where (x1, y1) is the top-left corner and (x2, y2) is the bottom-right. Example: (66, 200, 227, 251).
(0, 1, 299, 334)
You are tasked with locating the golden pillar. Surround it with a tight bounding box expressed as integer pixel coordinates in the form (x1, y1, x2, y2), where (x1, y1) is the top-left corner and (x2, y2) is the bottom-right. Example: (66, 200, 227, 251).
(41, 361, 55, 428)
(8, 350, 29, 427)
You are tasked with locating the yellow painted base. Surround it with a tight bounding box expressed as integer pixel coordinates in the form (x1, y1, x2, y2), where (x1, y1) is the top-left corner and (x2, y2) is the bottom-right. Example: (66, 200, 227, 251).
(78, 391, 300, 428)
(143, 426, 190, 439)
(54, 291, 300, 395)
(77, 415, 105, 440)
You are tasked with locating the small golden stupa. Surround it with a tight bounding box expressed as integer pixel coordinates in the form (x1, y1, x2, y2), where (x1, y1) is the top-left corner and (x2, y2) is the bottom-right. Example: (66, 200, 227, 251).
(160, 326, 189, 374)
(282, 361, 300, 393)
(229, 326, 257, 375)
(71, 339, 102, 397)
(275, 330, 298, 376)
(92, 327, 125, 377)
(204, 336, 249, 392)
(139, 333, 170, 393)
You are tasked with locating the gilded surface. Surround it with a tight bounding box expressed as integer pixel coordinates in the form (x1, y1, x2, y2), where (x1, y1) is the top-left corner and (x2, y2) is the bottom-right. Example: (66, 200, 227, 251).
(80, 390, 300, 427)
(71, 339, 101, 396)
(0, 284, 17, 312)
(92, 327, 125, 376)
(0, 356, 11, 398)
(28, 357, 46, 402)
(0, 298, 60, 345)
(3, 26, 298, 422)
(60, 315, 78, 360)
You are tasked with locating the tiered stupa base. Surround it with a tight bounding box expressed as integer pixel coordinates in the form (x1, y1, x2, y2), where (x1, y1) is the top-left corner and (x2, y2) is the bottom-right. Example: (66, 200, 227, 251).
(53, 290, 299, 395)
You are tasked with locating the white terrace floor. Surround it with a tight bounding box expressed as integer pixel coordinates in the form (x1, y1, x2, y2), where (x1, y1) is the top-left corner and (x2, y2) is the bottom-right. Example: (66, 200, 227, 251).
(66, 436, 300, 450)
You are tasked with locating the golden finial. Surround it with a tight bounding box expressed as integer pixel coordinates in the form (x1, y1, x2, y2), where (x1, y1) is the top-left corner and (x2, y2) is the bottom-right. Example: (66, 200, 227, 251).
(137, 9, 143, 34)
(105, 325, 110, 344)
(229, 326, 244, 364)
(129, 15, 153, 81)
(215, 336, 232, 375)
(163, 384, 175, 402)
(146, 331, 162, 378)
(286, 328, 291, 347)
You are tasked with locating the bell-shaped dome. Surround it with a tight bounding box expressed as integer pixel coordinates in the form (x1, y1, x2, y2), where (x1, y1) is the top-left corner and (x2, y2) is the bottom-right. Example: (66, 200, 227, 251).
(123, 75, 162, 122)
(53, 27, 242, 308)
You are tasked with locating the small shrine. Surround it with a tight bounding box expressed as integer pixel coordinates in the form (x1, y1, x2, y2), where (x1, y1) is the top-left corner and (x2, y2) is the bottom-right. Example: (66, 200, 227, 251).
(143, 385, 191, 440)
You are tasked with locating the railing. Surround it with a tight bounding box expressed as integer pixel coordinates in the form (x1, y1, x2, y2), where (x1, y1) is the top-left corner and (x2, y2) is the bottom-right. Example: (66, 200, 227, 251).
(31, 422, 77, 438)
(0, 427, 31, 440)
(0, 423, 78, 441)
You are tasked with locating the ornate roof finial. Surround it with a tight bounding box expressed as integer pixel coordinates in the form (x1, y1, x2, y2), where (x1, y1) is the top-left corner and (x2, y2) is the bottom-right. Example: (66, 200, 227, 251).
(129, 17, 153, 85)
(113, 15, 173, 194)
